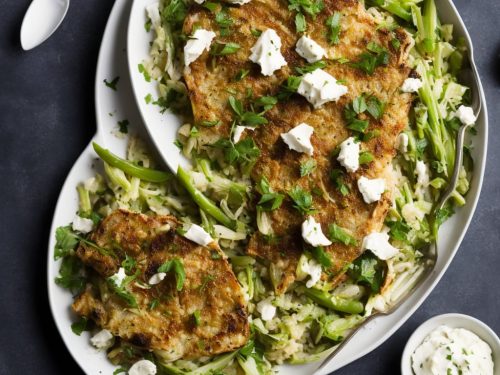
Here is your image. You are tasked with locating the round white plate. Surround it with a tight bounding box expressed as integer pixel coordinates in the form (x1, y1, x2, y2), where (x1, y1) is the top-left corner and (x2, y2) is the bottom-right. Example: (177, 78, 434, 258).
(48, 0, 488, 374)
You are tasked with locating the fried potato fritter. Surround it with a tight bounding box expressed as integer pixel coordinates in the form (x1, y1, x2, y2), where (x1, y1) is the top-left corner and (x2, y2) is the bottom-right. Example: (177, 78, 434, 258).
(183, 0, 413, 293)
(73, 210, 249, 360)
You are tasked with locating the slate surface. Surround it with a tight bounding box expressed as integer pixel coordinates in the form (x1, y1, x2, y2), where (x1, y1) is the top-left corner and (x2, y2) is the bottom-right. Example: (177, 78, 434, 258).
(0, 0, 499, 374)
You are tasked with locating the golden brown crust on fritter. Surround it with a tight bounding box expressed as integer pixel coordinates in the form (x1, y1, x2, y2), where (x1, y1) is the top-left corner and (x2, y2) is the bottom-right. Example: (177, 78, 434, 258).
(184, 0, 412, 292)
(73, 210, 249, 359)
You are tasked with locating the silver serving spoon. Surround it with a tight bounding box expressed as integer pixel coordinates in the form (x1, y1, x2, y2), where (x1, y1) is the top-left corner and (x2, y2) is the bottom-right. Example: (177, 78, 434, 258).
(314, 56, 483, 374)
(20, 0, 70, 50)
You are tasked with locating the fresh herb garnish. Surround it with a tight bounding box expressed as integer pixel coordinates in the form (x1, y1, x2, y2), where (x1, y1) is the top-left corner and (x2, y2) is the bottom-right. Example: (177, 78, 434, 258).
(71, 317, 89, 336)
(107, 275, 138, 307)
(103, 76, 120, 91)
(149, 298, 160, 310)
(277, 75, 302, 100)
(138, 64, 151, 82)
(210, 42, 241, 56)
(54, 226, 80, 259)
(200, 119, 221, 127)
(253, 96, 278, 112)
(288, 186, 316, 215)
(359, 151, 374, 165)
(366, 96, 385, 120)
(257, 177, 284, 211)
(55, 256, 86, 294)
(121, 254, 136, 273)
(213, 137, 261, 166)
(288, 0, 324, 32)
(325, 12, 342, 45)
(295, 60, 327, 75)
(117, 119, 129, 134)
(193, 310, 201, 326)
(347, 251, 385, 293)
(144, 93, 153, 104)
(330, 169, 350, 196)
(215, 9, 233, 36)
(295, 13, 307, 33)
(228, 96, 268, 126)
(300, 159, 317, 177)
(351, 42, 390, 75)
(328, 223, 357, 246)
(157, 258, 186, 291)
(234, 69, 250, 82)
(199, 274, 215, 292)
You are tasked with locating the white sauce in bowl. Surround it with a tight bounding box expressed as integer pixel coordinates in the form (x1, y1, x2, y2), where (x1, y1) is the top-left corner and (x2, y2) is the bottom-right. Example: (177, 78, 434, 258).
(412, 325, 494, 375)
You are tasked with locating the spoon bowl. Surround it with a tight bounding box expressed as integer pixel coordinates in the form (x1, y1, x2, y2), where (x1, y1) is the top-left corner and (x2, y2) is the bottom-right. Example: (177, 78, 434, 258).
(20, 0, 70, 50)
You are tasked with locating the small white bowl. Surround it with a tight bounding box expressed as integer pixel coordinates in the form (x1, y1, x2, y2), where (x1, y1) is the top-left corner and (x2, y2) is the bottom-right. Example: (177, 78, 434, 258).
(401, 313, 500, 375)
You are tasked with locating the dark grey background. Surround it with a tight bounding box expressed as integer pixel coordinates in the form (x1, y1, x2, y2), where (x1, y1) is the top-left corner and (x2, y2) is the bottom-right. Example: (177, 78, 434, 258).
(0, 0, 498, 374)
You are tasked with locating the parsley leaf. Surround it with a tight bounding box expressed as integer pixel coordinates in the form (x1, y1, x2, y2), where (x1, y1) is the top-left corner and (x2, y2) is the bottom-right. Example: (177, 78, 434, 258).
(257, 177, 284, 211)
(295, 60, 327, 75)
(347, 119, 369, 133)
(359, 151, 374, 165)
(71, 317, 89, 336)
(157, 258, 186, 291)
(253, 96, 278, 112)
(300, 159, 317, 177)
(210, 42, 241, 56)
(214, 137, 261, 166)
(162, 0, 188, 26)
(295, 13, 307, 33)
(288, 186, 316, 214)
(234, 69, 250, 82)
(386, 220, 410, 242)
(54, 226, 79, 260)
(366, 96, 385, 120)
(121, 254, 137, 273)
(325, 12, 342, 45)
(328, 223, 357, 246)
(193, 310, 201, 326)
(277, 75, 302, 100)
(215, 9, 233, 36)
(138, 64, 151, 82)
(347, 251, 385, 293)
(228, 96, 268, 126)
(103, 76, 120, 91)
(330, 169, 350, 196)
(351, 42, 390, 75)
(288, 0, 324, 32)
(117, 119, 129, 134)
(55, 256, 86, 294)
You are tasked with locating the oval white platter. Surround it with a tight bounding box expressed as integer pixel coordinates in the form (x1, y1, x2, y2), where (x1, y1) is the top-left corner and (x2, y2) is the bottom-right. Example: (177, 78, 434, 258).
(47, 0, 488, 374)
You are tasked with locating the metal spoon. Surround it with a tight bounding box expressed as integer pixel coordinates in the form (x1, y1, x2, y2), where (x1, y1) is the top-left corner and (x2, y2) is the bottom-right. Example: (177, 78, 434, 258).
(20, 0, 70, 50)
(314, 57, 483, 374)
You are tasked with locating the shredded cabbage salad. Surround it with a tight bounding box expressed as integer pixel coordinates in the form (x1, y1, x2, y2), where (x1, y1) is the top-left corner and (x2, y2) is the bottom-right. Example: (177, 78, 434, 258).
(54, 0, 475, 373)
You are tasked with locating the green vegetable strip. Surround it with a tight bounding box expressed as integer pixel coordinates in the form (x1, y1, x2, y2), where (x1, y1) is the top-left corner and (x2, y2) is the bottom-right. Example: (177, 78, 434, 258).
(177, 166, 237, 230)
(369, 0, 412, 22)
(303, 288, 364, 314)
(76, 185, 91, 215)
(421, 0, 437, 53)
(92, 142, 170, 183)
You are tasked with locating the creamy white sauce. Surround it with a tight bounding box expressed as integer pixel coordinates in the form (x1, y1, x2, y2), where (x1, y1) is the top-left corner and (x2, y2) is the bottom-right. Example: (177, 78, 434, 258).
(184, 29, 216, 67)
(249, 29, 287, 76)
(337, 137, 360, 173)
(297, 69, 348, 108)
(412, 325, 494, 375)
(301, 216, 332, 247)
(280, 123, 314, 155)
(295, 35, 325, 63)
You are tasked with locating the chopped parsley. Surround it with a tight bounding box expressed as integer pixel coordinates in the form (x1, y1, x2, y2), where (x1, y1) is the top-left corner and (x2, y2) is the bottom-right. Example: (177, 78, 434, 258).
(121, 254, 137, 273)
(310, 246, 332, 268)
(103, 76, 120, 91)
(257, 177, 284, 211)
(330, 169, 350, 196)
(300, 159, 317, 177)
(71, 317, 89, 336)
(288, 186, 316, 215)
(228, 96, 268, 126)
(295, 60, 327, 75)
(55, 256, 86, 294)
(347, 251, 385, 293)
(157, 258, 186, 291)
(325, 12, 342, 45)
(351, 42, 390, 75)
(144, 93, 153, 104)
(149, 298, 160, 310)
(193, 310, 202, 326)
(199, 119, 221, 127)
(117, 119, 129, 134)
(210, 42, 241, 56)
(199, 274, 216, 292)
(213, 137, 261, 166)
(234, 69, 250, 82)
(138, 63, 151, 82)
(359, 151, 374, 165)
(277, 75, 302, 100)
(215, 9, 233, 36)
(288, 0, 324, 33)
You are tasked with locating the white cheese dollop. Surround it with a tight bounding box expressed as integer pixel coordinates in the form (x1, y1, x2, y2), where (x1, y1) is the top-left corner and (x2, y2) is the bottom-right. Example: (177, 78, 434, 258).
(297, 69, 348, 108)
(280, 123, 314, 155)
(397, 133, 409, 153)
(184, 29, 216, 67)
(193, 0, 205, 4)
(109, 267, 127, 287)
(301, 216, 332, 247)
(146, 3, 161, 28)
(362, 232, 398, 260)
(415, 160, 430, 199)
(183, 223, 213, 246)
(72, 215, 94, 234)
(401, 77, 423, 93)
(337, 137, 360, 173)
(90, 329, 114, 350)
(455, 105, 476, 126)
(249, 29, 287, 76)
(129, 359, 157, 375)
(232, 125, 254, 143)
(357, 176, 386, 204)
(225, 0, 251, 4)
(412, 325, 494, 375)
(301, 258, 322, 288)
(148, 272, 167, 285)
(256, 298, 276, 321)
(295, 35, 325, 63)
